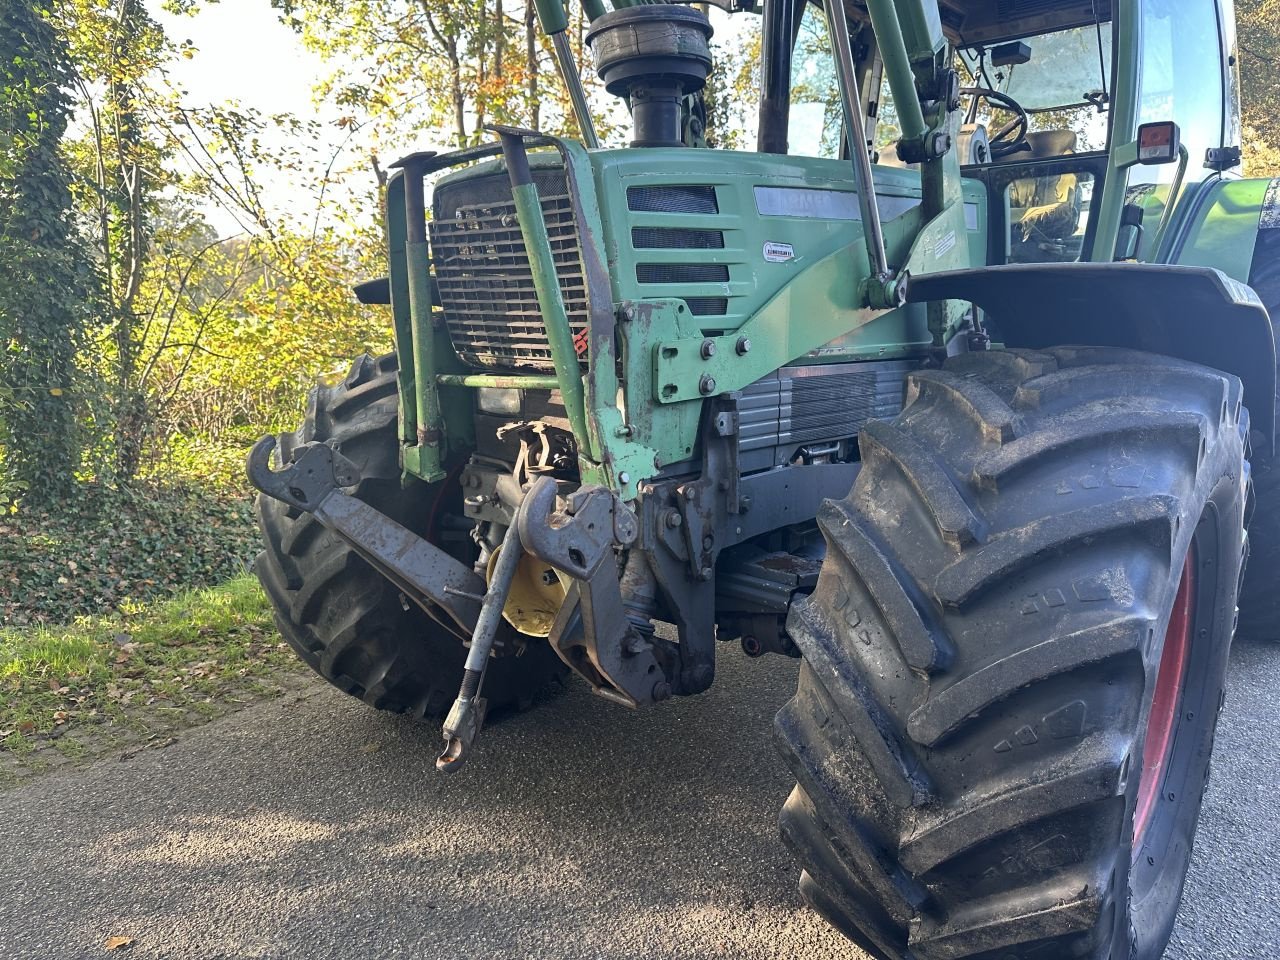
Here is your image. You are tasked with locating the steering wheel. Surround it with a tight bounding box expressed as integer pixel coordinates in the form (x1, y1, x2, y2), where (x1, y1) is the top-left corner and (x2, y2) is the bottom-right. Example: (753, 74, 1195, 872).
(959, 87, 1029, 159)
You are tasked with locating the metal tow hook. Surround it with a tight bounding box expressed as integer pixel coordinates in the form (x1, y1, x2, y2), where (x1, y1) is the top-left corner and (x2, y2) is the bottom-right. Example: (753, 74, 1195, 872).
(436, 498, 530, 774)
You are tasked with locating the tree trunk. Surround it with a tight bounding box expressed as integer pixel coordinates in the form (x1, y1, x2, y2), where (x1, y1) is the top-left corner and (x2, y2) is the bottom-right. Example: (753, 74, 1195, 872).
(526, 1, 539, 129)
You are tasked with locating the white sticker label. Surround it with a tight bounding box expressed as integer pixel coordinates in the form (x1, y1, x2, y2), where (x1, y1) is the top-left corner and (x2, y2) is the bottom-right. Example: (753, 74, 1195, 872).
(763, 241, 795, 262)
(933, 230, 957, 260)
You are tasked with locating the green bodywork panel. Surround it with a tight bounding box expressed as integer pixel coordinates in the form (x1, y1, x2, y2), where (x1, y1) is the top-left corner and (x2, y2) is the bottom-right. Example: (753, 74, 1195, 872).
(391, 144, 987, 495)
(588, 147, 983, 353)
(1163, 178, 1273, 280)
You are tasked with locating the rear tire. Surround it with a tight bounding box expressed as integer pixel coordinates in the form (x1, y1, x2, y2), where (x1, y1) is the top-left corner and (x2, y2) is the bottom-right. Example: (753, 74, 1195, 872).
(254, 353, 566, 719)
(777, 347, 1246, 959)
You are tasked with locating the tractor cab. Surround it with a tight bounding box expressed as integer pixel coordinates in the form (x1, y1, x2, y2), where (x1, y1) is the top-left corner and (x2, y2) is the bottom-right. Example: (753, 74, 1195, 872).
(768, 0, 1239, 266)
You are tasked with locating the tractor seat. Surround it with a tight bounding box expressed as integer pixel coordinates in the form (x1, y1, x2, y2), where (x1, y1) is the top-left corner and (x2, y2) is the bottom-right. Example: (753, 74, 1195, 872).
(1023, 129, 1078, 159)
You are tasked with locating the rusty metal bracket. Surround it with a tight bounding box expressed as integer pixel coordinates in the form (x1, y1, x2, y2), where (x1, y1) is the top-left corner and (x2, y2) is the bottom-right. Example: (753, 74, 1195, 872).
(247, 437, 484, 636)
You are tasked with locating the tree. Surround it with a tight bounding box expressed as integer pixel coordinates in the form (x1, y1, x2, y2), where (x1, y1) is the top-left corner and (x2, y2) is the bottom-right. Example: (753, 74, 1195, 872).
(1237, 0, 1280, 175)
(274, 0, 618, 149)
(55, 0, 335, 484)
(0, 0, 97, 506)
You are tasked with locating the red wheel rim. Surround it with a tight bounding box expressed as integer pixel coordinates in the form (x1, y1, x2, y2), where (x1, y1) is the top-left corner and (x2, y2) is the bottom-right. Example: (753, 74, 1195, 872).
(1133, 547, 1195, 852)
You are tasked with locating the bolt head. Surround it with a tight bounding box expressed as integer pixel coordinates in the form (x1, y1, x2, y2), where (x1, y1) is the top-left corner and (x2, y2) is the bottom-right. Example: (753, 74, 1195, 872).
(698, 374, 717, 395)
(618, 472, 630, 484)
(651, 680, 672, 702)
(700, 339, 717, 359)
(735, 336, 751, 355)
(665, 510, 683, 528)
(699, 565, 713, 580)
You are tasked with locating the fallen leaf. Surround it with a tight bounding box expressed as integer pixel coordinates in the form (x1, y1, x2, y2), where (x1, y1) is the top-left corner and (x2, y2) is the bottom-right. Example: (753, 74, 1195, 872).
(104, 935, 134, 951)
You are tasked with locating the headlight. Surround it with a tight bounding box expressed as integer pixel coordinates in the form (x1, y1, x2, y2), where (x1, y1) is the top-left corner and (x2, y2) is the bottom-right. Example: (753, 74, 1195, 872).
(477, 387, 522, 416)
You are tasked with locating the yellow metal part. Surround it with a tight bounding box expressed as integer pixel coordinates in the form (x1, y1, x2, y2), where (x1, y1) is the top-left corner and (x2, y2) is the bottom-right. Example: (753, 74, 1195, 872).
(485, 543, 567, 638)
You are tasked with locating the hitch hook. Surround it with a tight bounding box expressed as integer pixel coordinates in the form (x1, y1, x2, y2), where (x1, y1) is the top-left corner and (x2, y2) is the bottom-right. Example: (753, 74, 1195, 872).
(246, 436, 360, 512)
(435, 489, 538, 773)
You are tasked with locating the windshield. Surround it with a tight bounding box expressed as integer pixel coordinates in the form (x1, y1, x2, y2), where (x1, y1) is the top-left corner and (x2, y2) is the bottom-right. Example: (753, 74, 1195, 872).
(959, 23, 1112, 112)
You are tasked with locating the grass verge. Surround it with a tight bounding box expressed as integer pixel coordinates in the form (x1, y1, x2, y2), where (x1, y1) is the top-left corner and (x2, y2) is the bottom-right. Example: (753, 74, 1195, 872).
(0, 573, 305, 786)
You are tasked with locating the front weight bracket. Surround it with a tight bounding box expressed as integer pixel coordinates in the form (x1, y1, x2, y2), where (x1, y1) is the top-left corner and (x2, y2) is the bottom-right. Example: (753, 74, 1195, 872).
(246, 436, 486, 637)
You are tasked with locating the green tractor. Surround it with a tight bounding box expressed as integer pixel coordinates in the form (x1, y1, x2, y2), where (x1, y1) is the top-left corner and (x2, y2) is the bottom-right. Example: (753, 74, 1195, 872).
(247, 0, 1279, 955)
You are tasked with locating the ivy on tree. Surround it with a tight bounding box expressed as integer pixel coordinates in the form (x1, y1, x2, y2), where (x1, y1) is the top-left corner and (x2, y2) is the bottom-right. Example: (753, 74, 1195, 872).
(0, 0, 97, 506)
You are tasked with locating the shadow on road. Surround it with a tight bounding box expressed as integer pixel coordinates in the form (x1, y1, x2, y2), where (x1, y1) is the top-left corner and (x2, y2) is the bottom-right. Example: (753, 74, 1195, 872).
(1, 636, 1276, 959)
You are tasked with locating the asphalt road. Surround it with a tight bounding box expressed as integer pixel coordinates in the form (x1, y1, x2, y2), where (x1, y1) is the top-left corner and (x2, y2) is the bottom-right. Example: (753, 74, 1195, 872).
(2, 636, 1277, 960)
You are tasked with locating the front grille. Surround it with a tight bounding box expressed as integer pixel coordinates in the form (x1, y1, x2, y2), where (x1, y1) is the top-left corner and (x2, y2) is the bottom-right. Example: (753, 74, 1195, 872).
(627, 185, 719, 214)
(632, 226, 724, 249)
(682, 296, 729, 316)
(430, 169, 588, 370)
(636, 263, 730, 284)
(627, 186, 729, 318)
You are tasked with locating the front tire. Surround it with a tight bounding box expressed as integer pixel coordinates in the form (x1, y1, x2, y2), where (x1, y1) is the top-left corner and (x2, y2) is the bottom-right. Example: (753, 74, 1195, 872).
(777, 347, 1246, 959)
(254, 353, 566, 719)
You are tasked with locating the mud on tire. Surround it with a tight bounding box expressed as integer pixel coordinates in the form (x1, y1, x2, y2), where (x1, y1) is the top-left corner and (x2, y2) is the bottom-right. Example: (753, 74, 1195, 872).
(254, 353, 566, 719)
(777, 347, 1247, 959)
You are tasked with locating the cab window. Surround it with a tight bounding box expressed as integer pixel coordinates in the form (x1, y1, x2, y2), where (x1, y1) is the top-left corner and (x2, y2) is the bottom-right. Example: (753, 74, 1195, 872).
(1126, 0, 1226, 255)
(787, 3, 841, 158)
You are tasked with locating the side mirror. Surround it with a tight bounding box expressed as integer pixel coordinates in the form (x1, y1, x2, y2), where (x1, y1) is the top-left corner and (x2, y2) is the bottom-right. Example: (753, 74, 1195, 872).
(1137, 121, 1181, 165)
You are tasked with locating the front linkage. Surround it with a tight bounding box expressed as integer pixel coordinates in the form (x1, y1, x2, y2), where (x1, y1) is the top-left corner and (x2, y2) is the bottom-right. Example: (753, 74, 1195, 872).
(247, 114, 886, 767)
(248, 429, 720, 769)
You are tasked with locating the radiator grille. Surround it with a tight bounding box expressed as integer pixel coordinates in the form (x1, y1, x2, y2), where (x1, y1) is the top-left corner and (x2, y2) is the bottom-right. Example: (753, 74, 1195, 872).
(430, 169, 588, 370)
